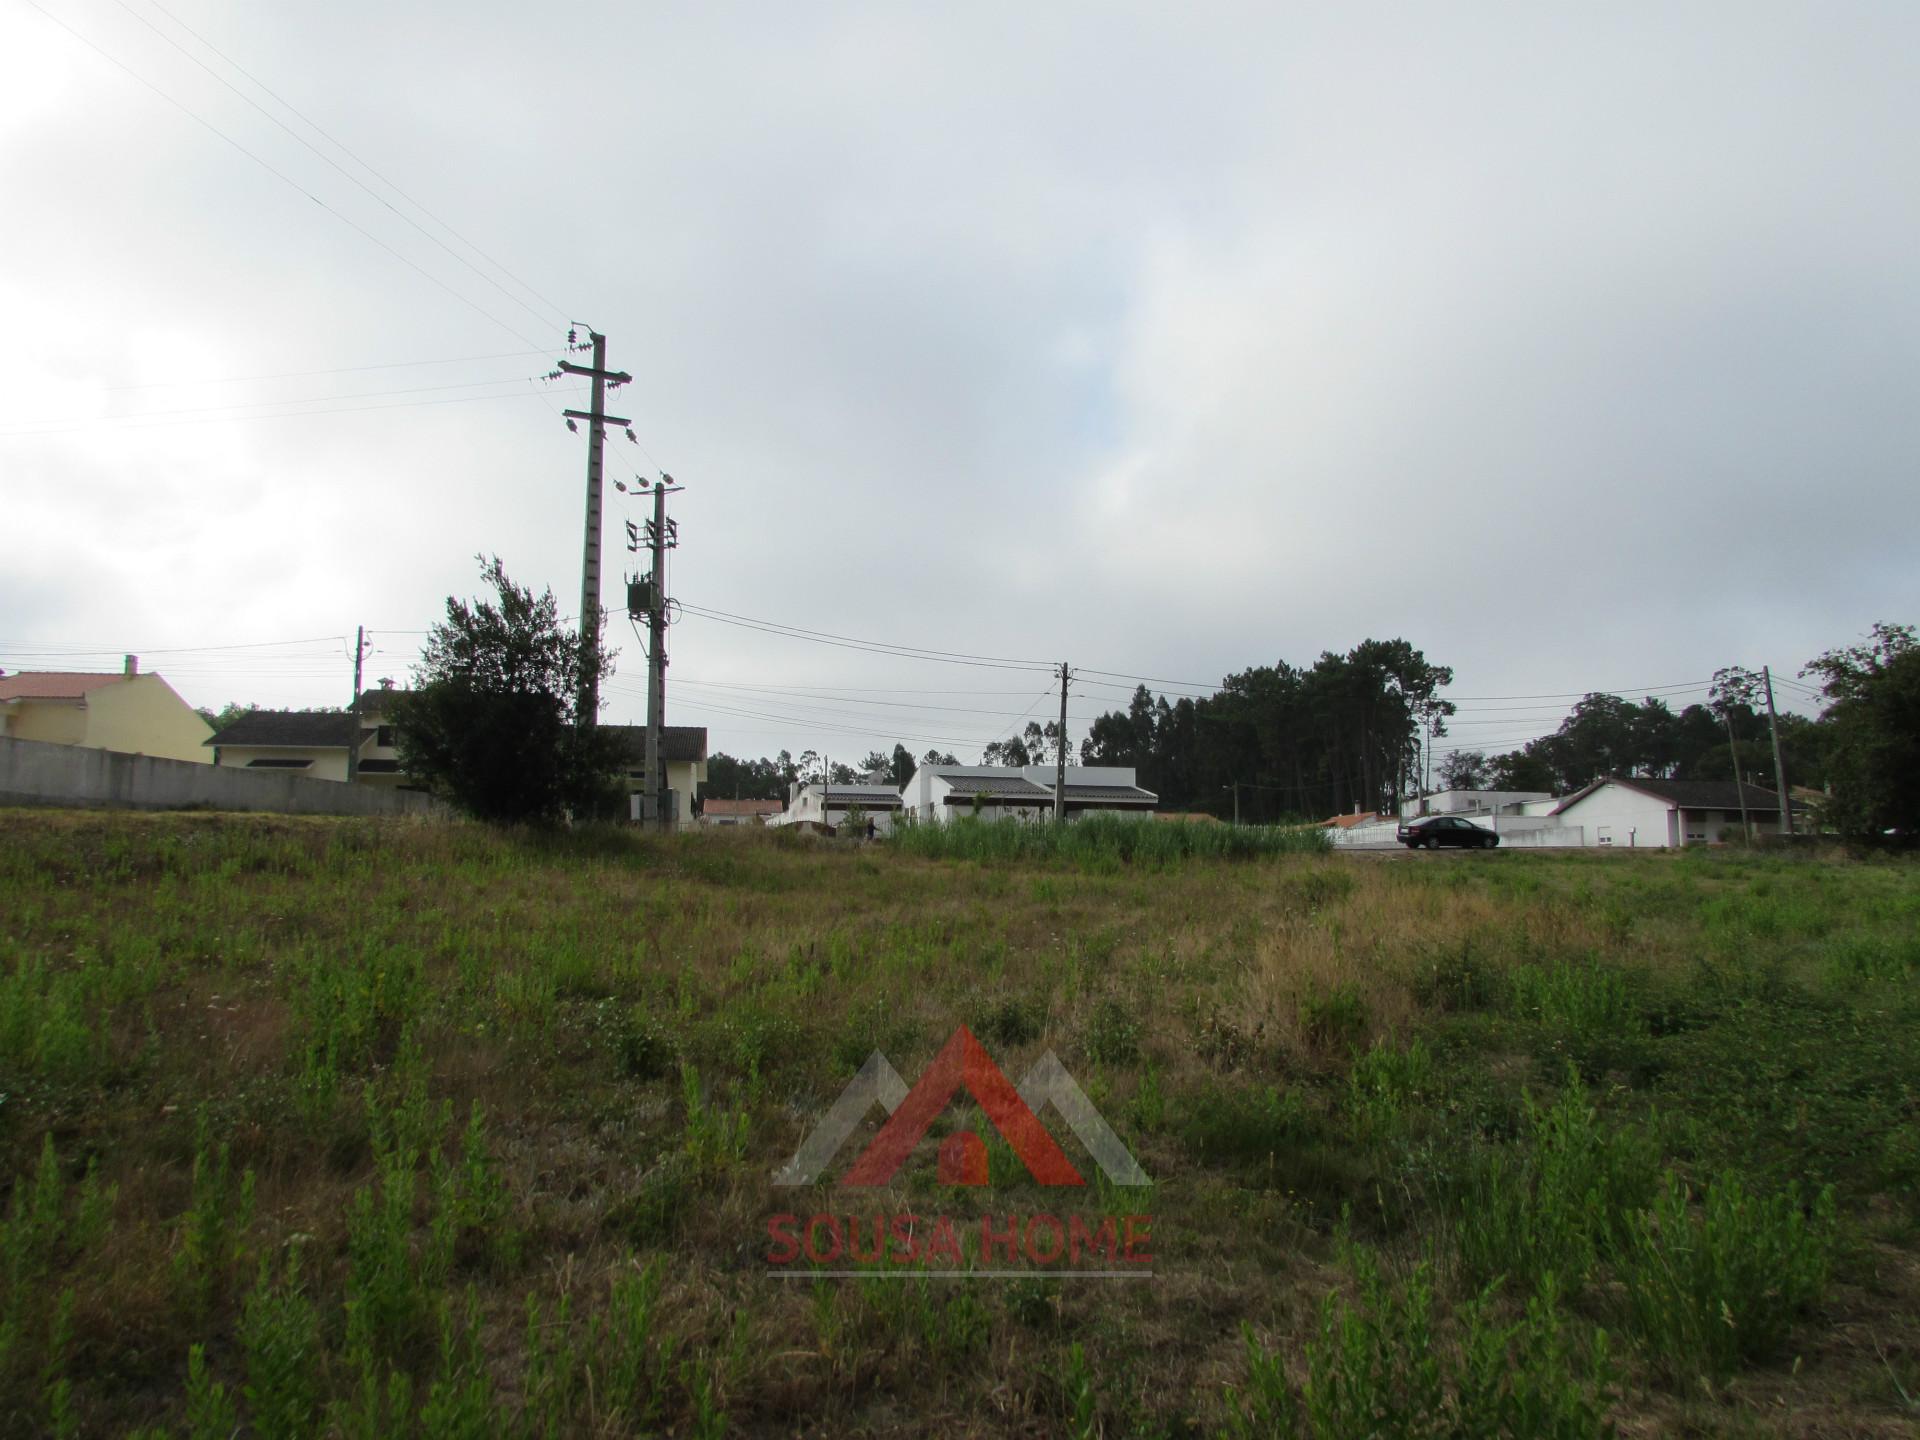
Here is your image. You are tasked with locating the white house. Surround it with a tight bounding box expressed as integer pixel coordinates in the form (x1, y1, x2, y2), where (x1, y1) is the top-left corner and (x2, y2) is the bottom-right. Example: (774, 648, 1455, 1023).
(774, 780, 905, 834)
(1550, 777, 1801, 847)
(899, 764, 1157, 824)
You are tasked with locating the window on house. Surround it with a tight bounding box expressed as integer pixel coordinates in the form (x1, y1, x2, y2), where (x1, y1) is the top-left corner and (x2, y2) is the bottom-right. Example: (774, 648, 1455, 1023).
(375, 725, 395, 747)
(246, 758, 312, 769)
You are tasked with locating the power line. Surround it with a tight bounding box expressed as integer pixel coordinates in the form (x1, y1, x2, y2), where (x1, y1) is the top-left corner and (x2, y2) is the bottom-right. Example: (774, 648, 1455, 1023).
(671, 676, 1103, 721)
(107, 0, 567, 335)
(675, 605, 1055, 674)
(4, 372, 569, 433)
(139, 0, 571, 324)
(20, 0, 552, 350)
(98, 349, 553, 391)
(0, 385, 584, 438)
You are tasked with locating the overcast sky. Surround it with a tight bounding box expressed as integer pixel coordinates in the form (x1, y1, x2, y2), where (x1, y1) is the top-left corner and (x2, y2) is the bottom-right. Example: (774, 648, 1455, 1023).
(4, 1, 1913, 763)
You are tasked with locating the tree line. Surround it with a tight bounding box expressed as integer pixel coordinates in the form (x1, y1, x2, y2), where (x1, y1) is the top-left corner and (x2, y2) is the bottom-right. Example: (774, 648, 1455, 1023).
(320, 558, 1920, 838)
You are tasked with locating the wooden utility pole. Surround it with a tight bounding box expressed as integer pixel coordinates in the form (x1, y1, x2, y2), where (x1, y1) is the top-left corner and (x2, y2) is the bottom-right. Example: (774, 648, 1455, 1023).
(1053, 662, 1071, 822)
(559, 331, 632, 728)
(1762, 665, 1795, 836)
(346, 624, 366, 782)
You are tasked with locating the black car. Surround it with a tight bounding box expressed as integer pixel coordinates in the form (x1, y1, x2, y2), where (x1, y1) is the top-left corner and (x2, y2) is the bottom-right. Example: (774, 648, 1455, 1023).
(1397, 814, 1499, 850)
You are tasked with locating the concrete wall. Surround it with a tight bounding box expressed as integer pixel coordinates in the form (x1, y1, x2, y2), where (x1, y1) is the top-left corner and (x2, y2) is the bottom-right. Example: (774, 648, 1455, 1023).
(0, 735, 441, 817)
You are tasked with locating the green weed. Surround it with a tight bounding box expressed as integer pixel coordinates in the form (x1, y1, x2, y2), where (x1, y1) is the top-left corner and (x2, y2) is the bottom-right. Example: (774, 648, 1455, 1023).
(1616, 1171, 1838, 1382)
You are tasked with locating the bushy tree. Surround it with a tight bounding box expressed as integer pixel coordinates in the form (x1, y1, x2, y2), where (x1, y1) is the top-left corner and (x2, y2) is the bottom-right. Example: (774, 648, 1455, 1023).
(1438, 750, 1490, 791)
(1803, 623, 1920, 835)
(391, 557, 626, 824)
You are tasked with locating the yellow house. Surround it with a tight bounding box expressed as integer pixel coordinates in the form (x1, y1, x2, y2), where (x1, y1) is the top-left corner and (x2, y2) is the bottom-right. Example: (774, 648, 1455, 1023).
(0, 657, 212, 762)
(350, 684, 414, 786)
(606, 724, 708, 827)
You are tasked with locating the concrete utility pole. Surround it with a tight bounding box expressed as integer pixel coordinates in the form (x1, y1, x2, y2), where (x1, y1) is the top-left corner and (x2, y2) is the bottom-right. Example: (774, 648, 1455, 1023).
(1053, 662, 1071, 822)
(626, 475, 684, 828)
(346, 624, 367, 783)
(1762, 665, 1795, 836)
(559, 330, 632, 728)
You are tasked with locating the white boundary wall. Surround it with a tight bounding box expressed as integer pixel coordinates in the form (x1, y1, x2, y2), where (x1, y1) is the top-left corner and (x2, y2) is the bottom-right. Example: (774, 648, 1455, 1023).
(0, 736, 442, 817)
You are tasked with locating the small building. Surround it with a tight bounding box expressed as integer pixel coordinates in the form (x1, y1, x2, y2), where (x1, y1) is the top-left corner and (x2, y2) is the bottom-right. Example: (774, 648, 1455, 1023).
(699, 797, 784, 827)
(1399, 789, 1553, 819)
(606, 725, 708, 828)
(899, 764, 1157, 824)
(1550, 777, 1802, 847)
(350, 684, 413, 785)
(208, 710, 358, 779)
(0, 658, 212, 762)
(775, 780, 905, 835)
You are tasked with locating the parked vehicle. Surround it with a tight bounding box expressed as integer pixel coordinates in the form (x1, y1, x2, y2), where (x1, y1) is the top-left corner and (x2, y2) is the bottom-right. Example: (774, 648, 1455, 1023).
(1397, 814, 1499, 849)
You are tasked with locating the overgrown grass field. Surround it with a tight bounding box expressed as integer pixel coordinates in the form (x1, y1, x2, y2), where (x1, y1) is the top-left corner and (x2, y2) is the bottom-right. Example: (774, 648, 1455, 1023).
(2, 811, 1918, 1436)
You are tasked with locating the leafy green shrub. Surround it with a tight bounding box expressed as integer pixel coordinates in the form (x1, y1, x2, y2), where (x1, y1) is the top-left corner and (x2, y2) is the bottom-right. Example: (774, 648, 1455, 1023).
(1347, 1037, 1434, 1142)
(600, 1259, 672, 1430)
(174, 1112, 257, 1319)
(418, 1290, 495, 1440)
(1298, 983, 1368, 1054)
(1452, 1082, 1657, 1294)
(1081, 996, 1142, 1066)
(1820, 932, 1920, 984)
(1182, 1083, 1314, 1171)
(239, 1252, 321, 1440)
(1410, 939, 1504, 1012)
(1616, 1171, 1838, 1381)
(976, 994, 1045, 1047)
(680, 1065, 749, 1175)
(1222, 1251, 1615, 1439)
(614, 1007, 677, 1079)
(1508, 956, 1647, 1079)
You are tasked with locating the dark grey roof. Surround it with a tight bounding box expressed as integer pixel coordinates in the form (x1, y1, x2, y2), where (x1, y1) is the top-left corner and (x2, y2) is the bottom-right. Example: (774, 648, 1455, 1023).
(937, 776, 1157, 805)
(1554, 777, 1798, 815)
(943, 774, 1052, 798)
(1063, 785, 1157, 804)
(355, 687, 411, 711)
(208, 710, 357, 749)
(605, 724, 708, 765)
(824, 789, 903, 808)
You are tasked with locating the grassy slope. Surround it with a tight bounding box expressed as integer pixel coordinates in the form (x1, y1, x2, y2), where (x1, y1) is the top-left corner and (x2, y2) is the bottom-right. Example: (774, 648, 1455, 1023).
(1, 811, 1918, 1436)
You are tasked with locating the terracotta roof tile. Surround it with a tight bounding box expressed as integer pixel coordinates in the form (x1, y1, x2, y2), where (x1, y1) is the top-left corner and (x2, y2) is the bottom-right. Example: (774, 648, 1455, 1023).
(0, 671, 126, 701)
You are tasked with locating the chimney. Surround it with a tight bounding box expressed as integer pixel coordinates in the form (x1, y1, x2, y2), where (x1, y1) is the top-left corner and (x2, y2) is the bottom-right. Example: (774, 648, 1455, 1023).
(124, 654, 139, 677)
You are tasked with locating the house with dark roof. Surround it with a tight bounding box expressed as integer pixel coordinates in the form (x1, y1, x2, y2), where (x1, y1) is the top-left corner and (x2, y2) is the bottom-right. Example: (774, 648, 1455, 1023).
(1550, 776, 1804, 847)
(351, 684, 413, 785)
(0, 657, 212, 762)
(899, 763, 1157, 824)
(207, 709, 361, 780)
(603, 724, 707, 828)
